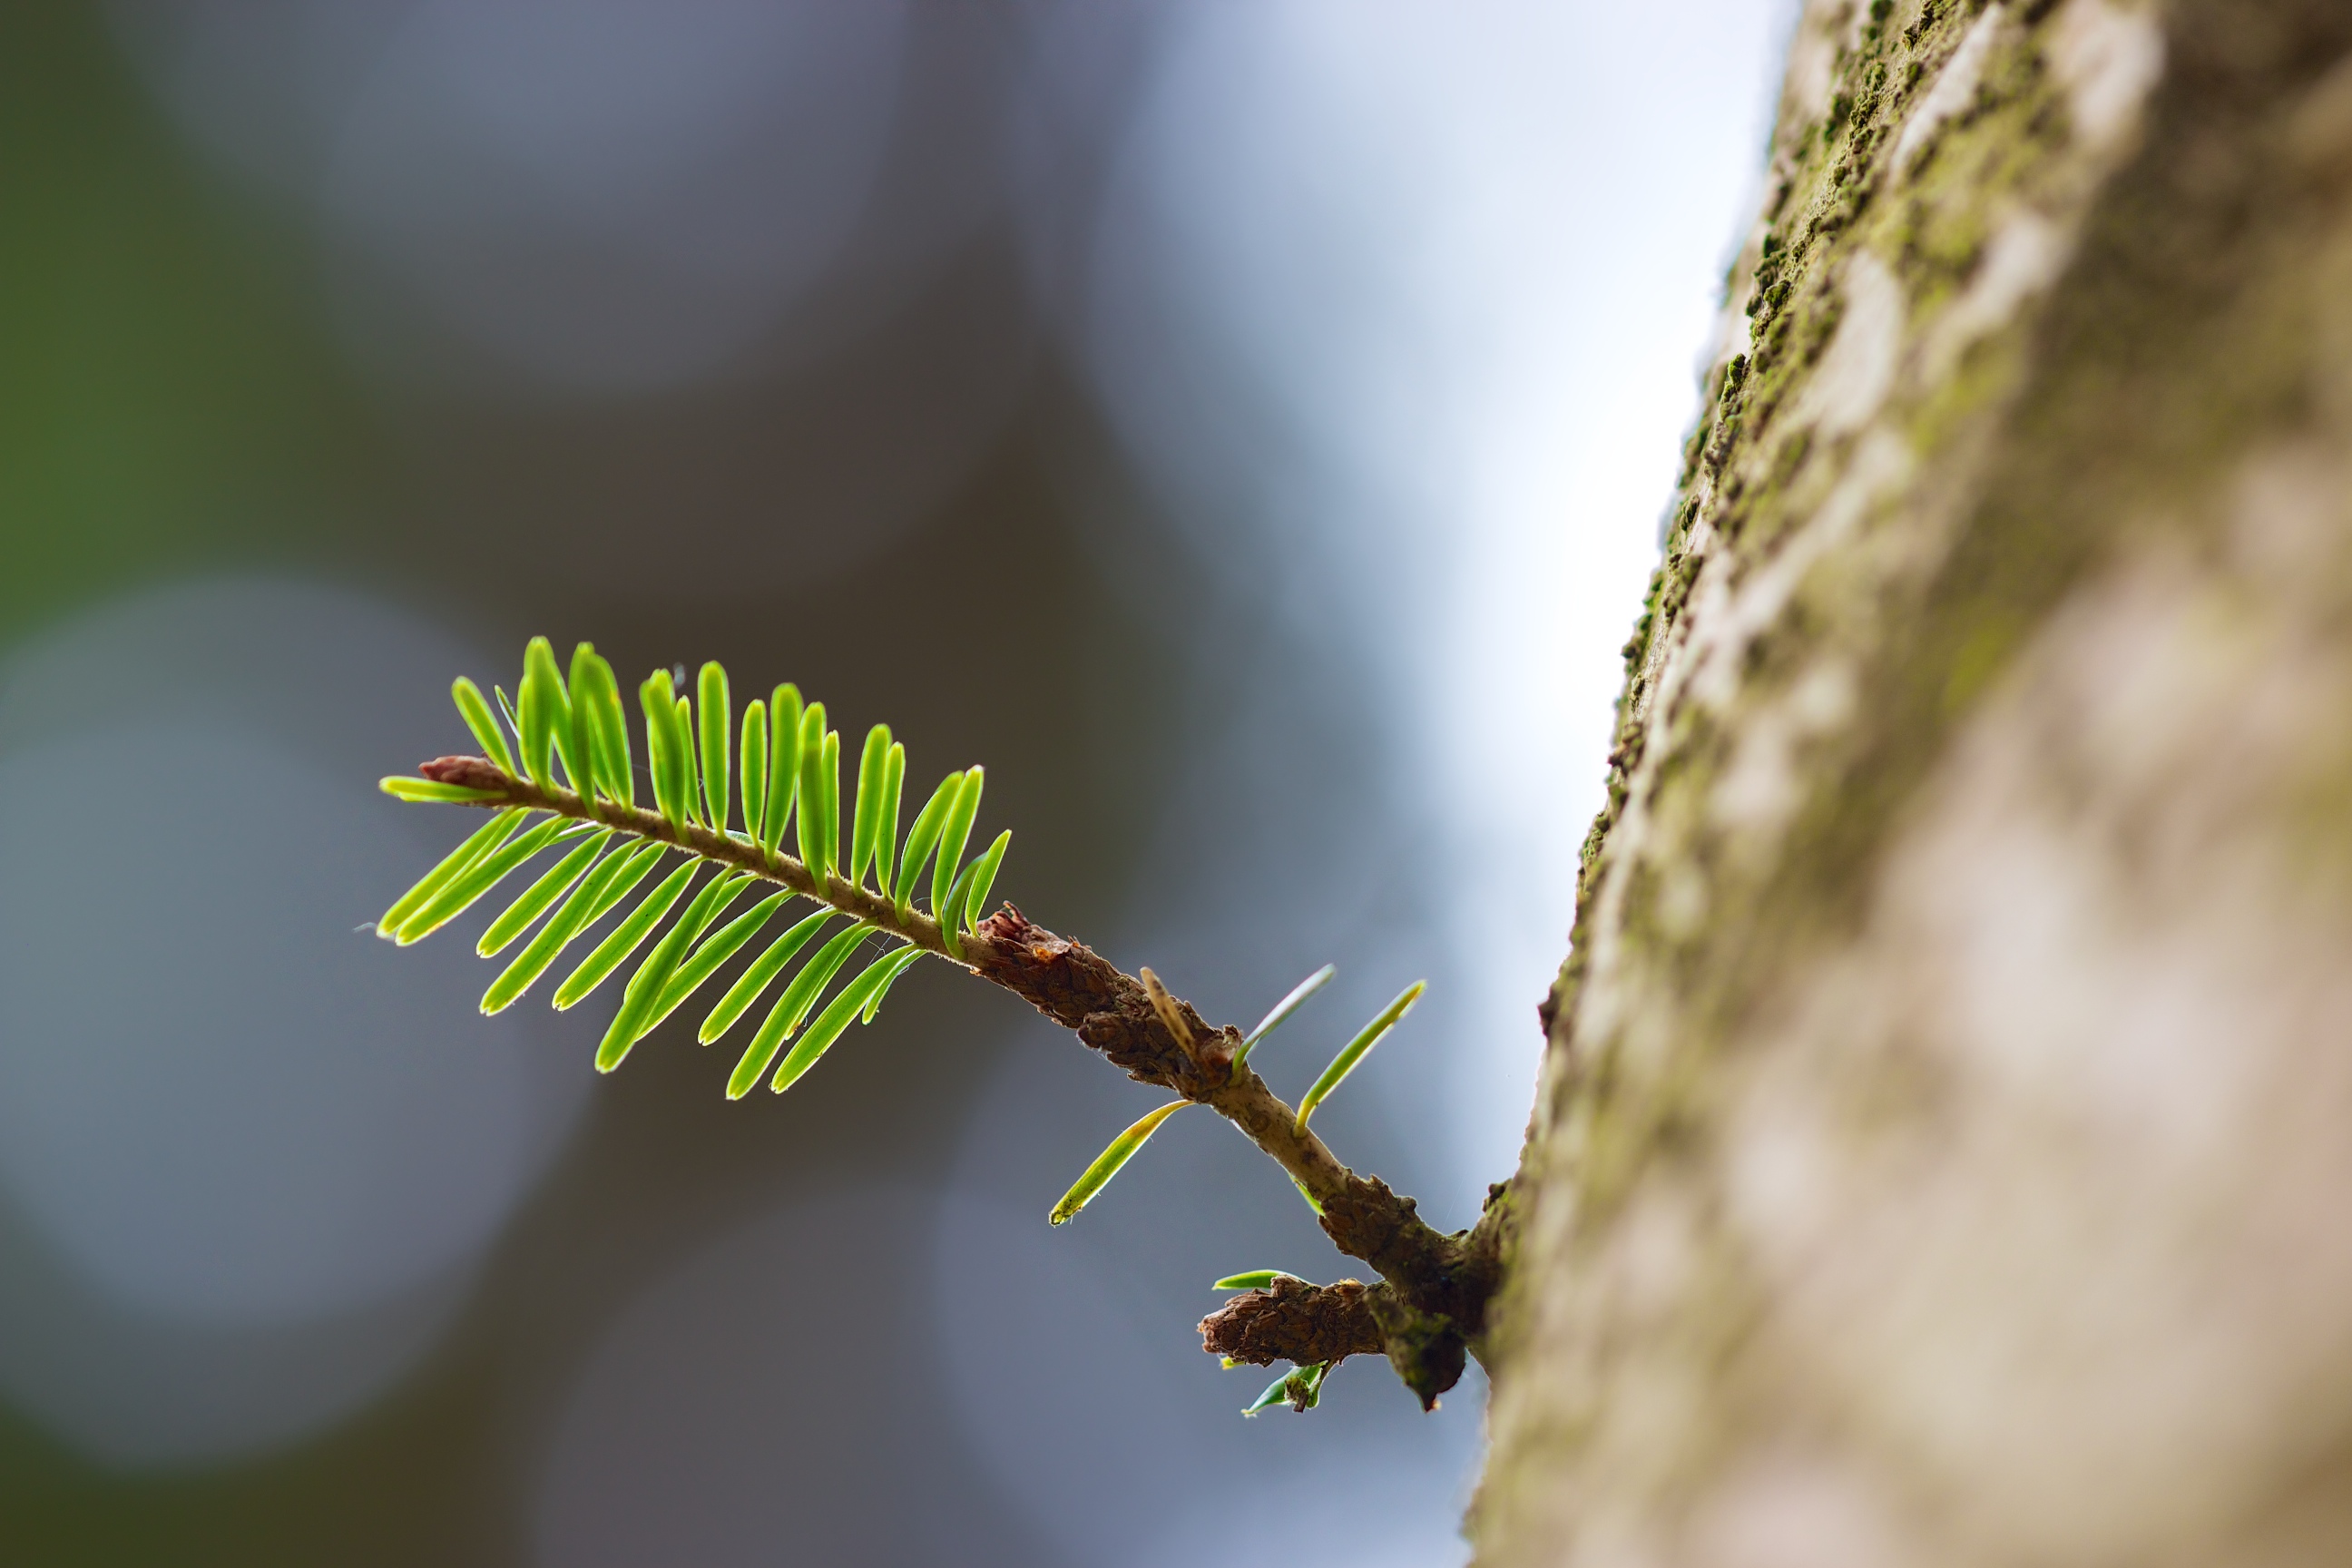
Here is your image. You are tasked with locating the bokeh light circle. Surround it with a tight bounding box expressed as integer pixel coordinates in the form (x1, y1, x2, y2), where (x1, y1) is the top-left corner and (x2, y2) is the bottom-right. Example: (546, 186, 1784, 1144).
(0, 575, 593, 1464)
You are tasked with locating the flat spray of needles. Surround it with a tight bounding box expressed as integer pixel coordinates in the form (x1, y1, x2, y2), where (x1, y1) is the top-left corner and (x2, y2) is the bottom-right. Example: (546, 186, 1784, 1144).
(379, 638, 1514, 1414)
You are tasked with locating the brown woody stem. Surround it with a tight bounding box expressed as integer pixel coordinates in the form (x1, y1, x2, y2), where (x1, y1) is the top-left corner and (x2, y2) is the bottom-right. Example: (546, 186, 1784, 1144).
(418, 754, 1514, 1401)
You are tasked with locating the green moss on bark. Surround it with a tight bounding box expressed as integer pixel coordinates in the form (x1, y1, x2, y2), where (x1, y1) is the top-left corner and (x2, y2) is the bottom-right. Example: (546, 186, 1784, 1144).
(1478, 0, 2352, 1557)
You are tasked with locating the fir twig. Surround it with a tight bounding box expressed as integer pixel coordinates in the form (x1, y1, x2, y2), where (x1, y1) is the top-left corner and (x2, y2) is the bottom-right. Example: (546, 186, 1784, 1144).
(377, 639, 1513, 1408)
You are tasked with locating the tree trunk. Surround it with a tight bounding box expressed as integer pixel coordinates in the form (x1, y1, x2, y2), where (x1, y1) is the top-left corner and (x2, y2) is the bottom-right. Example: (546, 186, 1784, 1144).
(1473, 1, 2352, 1562)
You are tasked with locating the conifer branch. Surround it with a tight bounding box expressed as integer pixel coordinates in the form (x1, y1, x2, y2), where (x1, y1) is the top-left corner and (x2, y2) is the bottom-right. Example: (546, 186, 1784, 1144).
(377, 639, 1514, 1409)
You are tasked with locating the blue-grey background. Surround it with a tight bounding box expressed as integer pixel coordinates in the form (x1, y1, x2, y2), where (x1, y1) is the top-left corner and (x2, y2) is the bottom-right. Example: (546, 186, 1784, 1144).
(0, 3, 1787, 1561)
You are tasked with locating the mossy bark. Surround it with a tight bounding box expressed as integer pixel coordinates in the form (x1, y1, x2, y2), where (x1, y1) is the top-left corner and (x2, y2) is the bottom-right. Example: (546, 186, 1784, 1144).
(1474, 0, 2352, 1561)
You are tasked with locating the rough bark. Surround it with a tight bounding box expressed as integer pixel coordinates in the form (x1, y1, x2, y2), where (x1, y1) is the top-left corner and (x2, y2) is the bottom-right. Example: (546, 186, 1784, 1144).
(1475, 1, 2352, 1563)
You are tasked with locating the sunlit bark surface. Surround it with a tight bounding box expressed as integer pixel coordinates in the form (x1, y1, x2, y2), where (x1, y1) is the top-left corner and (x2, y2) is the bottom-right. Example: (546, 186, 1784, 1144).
(1475, 1, 2352, 1562)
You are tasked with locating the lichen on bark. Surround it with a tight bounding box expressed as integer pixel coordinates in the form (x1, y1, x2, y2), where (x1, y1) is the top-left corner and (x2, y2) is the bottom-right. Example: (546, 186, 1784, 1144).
(1474, 0, 2352, 1561)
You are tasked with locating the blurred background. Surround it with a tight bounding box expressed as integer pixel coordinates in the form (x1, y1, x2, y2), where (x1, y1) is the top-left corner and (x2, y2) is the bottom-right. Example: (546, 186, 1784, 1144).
(0, 2, 1788, 1562)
